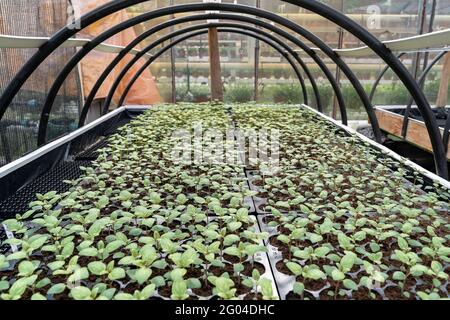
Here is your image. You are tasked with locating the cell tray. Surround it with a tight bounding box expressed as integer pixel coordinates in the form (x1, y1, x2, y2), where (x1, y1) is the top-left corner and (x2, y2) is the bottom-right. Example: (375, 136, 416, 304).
(0, 160, 92, 219)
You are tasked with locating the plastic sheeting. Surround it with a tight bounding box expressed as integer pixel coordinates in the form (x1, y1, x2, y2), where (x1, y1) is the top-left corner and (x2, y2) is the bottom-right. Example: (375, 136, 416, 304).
(73, 0, 161, 107)
(0, 0, 82, 166)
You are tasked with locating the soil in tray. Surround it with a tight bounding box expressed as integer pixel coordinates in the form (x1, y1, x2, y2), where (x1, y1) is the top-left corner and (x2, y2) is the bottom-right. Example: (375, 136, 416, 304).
(208, 262, 266, 277)
(261, 215, 278, 225)
(352, 287, 384, 300)
(285, 291, 316, 300)
(384, 285, 416, 300)
(301, 278, 329, 292)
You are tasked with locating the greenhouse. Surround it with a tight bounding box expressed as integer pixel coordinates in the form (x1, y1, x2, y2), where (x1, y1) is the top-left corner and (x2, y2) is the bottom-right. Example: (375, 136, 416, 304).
(0, 0, 449, 303)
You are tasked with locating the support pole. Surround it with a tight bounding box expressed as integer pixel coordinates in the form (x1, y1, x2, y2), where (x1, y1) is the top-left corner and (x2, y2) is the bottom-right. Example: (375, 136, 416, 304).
(437, 52, 450, 108)
(401, 0, 429, 139)
(254, 39, 260, 102)
(208, 27, 224, 101)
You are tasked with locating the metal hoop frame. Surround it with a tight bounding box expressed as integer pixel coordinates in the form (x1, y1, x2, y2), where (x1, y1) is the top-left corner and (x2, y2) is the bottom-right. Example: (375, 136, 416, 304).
(10, 4, 381, 146)
(76, 19, 325, 129)
(0, 1, 446, 178)
(282, 0, 447, 178)
(369, 53, 407, 104)
(115, 27, 309, 110)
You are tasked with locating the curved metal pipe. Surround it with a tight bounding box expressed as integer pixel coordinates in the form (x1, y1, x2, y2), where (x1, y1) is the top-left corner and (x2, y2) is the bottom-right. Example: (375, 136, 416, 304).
(86, 8, 352, 125)
(401, 51, 448, 138)
(281, 0, 447, 178)
(116, 27, 307, 108)
(0, 0, 444, 177)
(77, 24, 310, 128)
(30, 6, 354, 145)
(37, 11, 335, 144)
(76, 20, 320, 128)
(369, 53, 407, 104)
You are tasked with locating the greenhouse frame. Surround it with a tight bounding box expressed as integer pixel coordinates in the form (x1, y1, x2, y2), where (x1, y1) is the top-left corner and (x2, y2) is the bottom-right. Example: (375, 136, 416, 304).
(0, 0, 449, 303)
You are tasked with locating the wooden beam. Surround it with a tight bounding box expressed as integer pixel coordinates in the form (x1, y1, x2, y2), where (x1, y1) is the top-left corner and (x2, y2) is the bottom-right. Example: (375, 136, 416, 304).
(375, 107, 450, 159)
(436, 52, 450, 108)
(208, 27, 223, 101)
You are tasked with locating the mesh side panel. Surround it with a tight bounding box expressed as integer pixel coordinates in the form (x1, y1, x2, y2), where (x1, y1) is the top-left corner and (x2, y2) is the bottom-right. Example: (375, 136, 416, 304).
(0, 0, 82, 166)
(75, 139, 110, 160)
(74, 115, 137, 160)
(0, 160, 91, 218)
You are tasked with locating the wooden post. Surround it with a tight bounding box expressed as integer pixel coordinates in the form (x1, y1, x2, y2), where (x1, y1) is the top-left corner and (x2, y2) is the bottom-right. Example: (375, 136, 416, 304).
(436, 52, 450, 108)
(208, 27, 223, 101)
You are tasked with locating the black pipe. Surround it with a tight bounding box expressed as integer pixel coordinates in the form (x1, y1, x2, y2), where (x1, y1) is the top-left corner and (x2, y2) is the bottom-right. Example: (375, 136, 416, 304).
(31, 6, 355, 144)
(401, 51, 448, 138)
(85, 7, 352, 124)
(116, 27, 308, 108)
(281, 0, 447, 178)
(96, 3, 379, 144)
(369, 53, 407, 104)
(0, 0, 444, 177)
(443, 109, 450, 153)
(76, 20, 320, 128)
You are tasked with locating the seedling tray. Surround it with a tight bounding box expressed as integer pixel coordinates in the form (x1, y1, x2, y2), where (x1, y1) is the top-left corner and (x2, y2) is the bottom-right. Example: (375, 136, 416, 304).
(257, 214, 450, 300)
(143, 216, 279, 301)
(1, 104, 449, 301)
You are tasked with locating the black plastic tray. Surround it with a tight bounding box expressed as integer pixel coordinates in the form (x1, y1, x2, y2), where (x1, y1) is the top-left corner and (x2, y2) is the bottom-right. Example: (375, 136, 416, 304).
(75, 139, 110, 160)
(0, 160, 92, 218)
